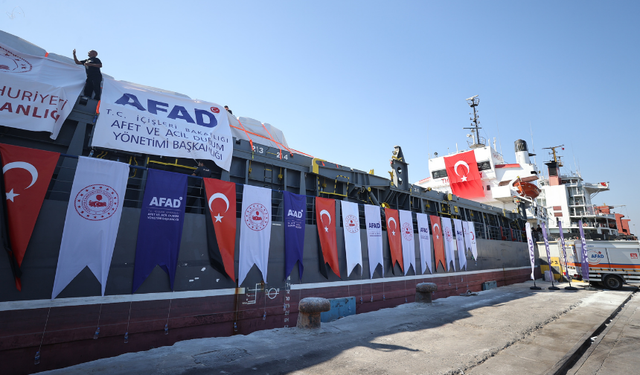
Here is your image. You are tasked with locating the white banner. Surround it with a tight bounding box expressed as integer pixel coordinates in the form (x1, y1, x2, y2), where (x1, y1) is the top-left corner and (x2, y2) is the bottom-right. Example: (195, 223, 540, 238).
(92, 78, 233, 171)
(416, 213, 432, 274)
(341, 201, 362, 277)
(525, 222, 536, 280)
(238, 185, 272, 285)
(364, 204, 384, 278)
(453, 219, 467, 270)
(441, 218, 456, 271)
(52, 157, 129, 298)
(399, 210, 416, 275)
(0, 43, 85, 139)
(463, 221, 478, 261)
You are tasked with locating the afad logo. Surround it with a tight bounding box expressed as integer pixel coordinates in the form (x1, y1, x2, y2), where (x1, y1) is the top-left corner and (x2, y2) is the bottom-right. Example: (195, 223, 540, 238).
(149, 196, 182, 208)
(114, 93, 219, 128)
(0, 46, 32, 73)
(587, 250, 605, 265)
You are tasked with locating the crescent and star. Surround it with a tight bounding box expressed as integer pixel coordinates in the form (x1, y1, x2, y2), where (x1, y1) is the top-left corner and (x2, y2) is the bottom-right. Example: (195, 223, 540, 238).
(320, 209, 331, 232)
(2, 161, 38, 202)
(454, 161, 470, 181)
(387, 217, 397, 235)
(208, 193, 229, 222)
(433, 223, 440, 239)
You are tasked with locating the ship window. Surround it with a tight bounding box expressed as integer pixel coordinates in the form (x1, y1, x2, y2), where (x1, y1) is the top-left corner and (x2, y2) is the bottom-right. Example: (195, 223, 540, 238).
(432, 169, 447, 179)
(486, 185, 491, 191)
(477, 161, 491, 171)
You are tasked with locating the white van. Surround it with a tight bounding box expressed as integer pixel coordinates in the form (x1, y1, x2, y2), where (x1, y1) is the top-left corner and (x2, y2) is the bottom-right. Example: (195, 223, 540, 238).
(565, 240, 640, 289)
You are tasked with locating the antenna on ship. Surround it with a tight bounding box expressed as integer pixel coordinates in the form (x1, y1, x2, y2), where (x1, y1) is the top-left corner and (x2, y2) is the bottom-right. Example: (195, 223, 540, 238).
(464, 95, 485, 149)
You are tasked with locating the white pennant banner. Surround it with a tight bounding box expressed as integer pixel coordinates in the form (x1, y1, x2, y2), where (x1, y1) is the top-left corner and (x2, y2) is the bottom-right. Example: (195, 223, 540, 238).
(364, 204, 384, 278)
(52, 157, 129, 298)
(238, 185, 272, 285)
(416, 213, 432, 274)
(441, 218, 456, 271)
(463, 221, 478, 261)
(341, 201, 362, 277)
(453, 219, 467, 270)
(399, 210, 416, 275)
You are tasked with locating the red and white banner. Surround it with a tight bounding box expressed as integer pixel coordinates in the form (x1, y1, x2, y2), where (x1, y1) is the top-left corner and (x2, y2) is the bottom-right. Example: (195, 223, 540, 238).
(364, 204, 384, 278)
(238, 185, 272, 285)
(453, 219, 467, 270)
(399, 210, 416, 275)
(444, 151, 484, 199)
(341, 201, 362, 277)
(52, 157, 129, 298)
(0, 143, 60, 290)
(416, 213, 432, 274)
(430, 215, 446, 271)
(92, 78, 234, 171)
(384, 208, 403, 273)
(204, 178, 237, 281)
(463, 221, 478, 261)
(316, 197, 340, 278)
(441, 217, 456, 271)
(0, 43, 85, 139)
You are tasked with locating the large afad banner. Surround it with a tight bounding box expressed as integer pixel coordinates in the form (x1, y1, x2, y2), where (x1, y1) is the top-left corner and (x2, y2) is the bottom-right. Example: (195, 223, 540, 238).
(0, 43, 85, 139)
(92, 78, 233, 171)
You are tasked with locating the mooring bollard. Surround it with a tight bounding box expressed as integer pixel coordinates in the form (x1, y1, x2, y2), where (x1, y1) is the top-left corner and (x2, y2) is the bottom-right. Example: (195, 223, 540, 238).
(296, 297, 331, 329)
(415, 282, 438, 303)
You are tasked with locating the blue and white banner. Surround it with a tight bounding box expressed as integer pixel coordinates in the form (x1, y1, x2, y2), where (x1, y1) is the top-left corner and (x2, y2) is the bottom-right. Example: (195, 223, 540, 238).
(416, 213, 432, 274)
(0, 42, 84, 139)
(92, 78, 233, 171)
(558, 220, 569, 279)
(364, 204, 384, 278)
(525, 222, 536, 280)
(52, 157, 129, 298)
(541, 222, 553, 280)
(579, 220, 589, 281)
(132, 169, 187, 292)
(283, 191, 306, 279)
(453, 219, 467, 270)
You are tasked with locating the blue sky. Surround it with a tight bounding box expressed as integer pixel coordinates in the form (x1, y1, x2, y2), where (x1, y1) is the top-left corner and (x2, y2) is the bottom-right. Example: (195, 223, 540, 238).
(2, 1, 638, 232)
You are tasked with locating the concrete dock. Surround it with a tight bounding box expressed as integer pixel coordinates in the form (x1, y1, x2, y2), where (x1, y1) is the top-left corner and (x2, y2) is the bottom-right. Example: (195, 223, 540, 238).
(37, 280, 639, 375)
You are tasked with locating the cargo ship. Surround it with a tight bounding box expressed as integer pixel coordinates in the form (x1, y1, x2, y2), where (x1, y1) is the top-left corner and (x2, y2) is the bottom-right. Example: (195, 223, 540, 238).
(0, 31, 533, 374)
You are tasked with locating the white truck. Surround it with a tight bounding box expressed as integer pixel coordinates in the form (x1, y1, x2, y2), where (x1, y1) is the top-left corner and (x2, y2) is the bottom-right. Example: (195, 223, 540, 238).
(565, 240, 640, 289)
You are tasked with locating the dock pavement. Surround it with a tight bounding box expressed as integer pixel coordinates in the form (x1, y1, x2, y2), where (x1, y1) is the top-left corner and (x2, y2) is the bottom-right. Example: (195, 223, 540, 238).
(37, 280, 638, 375)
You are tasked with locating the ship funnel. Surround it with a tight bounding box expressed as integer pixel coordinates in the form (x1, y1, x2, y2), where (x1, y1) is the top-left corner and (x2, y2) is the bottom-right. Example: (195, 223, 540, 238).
(514, 139, 531, 165)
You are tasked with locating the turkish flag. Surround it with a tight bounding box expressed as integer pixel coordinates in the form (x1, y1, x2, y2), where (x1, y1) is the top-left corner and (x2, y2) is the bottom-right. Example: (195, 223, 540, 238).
(0, 143, 59, 290)
(444, 151, 484, 198)
(384, 208, 404, 273)
(316, 197, 340, 278)
(204, 178, 237, 281)
(430, 215, 446, 271)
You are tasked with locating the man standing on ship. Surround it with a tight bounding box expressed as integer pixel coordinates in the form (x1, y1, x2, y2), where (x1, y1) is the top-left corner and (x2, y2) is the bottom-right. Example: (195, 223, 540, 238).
(73, 49, 103, 100)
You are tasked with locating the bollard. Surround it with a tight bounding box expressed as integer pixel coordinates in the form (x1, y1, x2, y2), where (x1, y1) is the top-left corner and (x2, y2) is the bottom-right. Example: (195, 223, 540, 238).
(296, 297, 331, 329)
(415, 282, 438, 303)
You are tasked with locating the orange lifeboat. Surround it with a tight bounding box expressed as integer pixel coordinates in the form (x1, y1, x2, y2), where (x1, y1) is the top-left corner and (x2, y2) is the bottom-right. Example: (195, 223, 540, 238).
(514, 180, 540, 199)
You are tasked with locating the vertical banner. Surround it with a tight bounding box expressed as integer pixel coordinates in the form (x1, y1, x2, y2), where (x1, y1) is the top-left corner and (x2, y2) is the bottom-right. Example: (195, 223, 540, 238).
(525, 222, 536, 280)
(52, 157, 129, 299)
(441, 217, 456, 271)
(0, 144, 60, 290)
(283, 191, 306, 279)
(364, 204, 384, 278)
(463, 221, 478, 261)
(238, 185, 272, 285)
(341, 201, 362, 277)
(416, 213, 432, 274)
(203, 178, 237, 281)
(453, 219, 467, 270)
(430, 215, 446, 271)
(132, 169, 187, 292)
(316, 197, 340, 278)
(558, 220, 568, 279)
(398, 210, 416, 275)
(579, 220, 589, 281)
(541, 222, 553, 280)
(384, 208, 403, 273)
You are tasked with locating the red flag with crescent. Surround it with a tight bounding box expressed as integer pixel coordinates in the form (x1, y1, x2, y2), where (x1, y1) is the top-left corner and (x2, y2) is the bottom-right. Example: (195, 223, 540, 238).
(430, 215, 446, 271)
(384, 208, 403, 272)
(0, 143, 60, 290)
(444, 150, 484, 198)
(204, 178, 236, 281)
(316, 196, 340, 278)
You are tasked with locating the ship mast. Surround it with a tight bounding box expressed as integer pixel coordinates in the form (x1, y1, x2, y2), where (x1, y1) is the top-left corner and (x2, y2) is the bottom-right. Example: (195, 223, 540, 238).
(464, 95, 485, 149)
